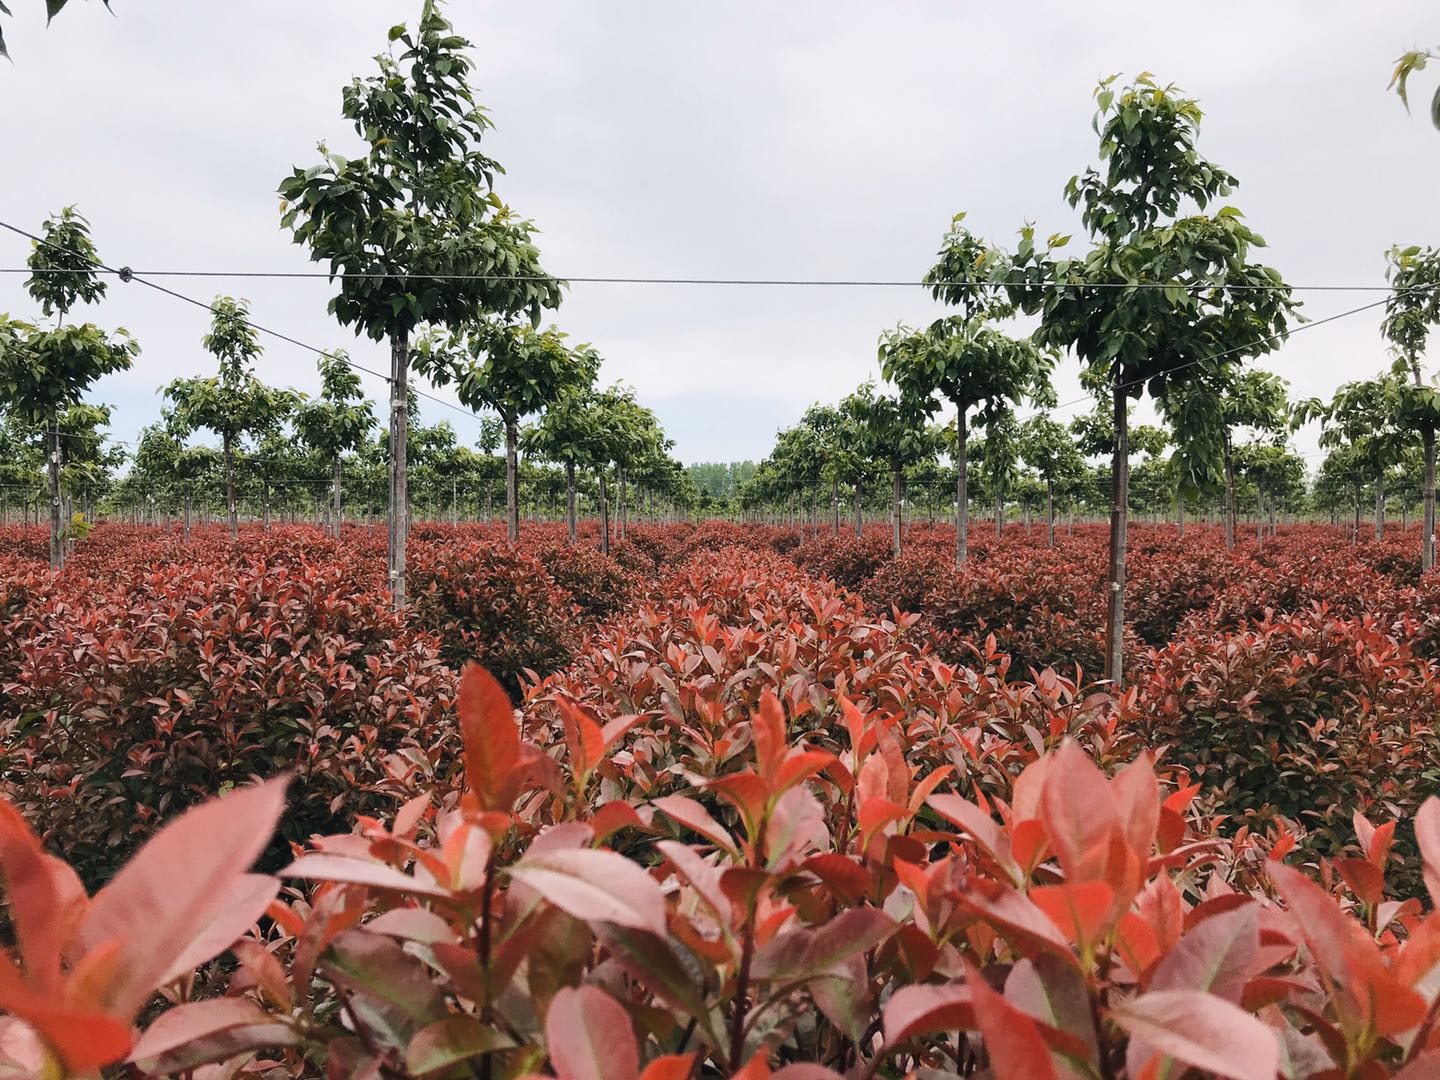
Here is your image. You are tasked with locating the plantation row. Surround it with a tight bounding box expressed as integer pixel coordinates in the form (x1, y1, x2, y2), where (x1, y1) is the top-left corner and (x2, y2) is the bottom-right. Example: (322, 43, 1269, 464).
(3, 520, 1440, 1075)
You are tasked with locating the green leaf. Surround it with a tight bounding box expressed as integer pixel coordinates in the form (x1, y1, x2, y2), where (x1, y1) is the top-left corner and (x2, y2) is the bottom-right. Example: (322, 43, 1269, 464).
(388, 23, 407, 41)
(45, 0, 67, 24)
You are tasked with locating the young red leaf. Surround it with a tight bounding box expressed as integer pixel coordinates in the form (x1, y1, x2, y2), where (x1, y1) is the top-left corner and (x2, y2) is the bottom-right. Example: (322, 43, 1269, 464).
(79, 775, 289, 1019)
(967, 961, 1058, 1080)
(1148, 904, 1257, 1002)
(547, 986, 638, 1080)
(882, 982, 974, 1045)
(507, 847, 667, 935)
(458, 662, 521, 812)
(1111, 989, 1278, 1080)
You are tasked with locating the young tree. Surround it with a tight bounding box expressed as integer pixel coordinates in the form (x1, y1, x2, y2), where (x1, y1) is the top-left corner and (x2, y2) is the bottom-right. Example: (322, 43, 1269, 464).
(1019, 413, 1085, 546)
(279, 2, 561, 601)
(853, 383, 939, 555)
(1383, 245, 1440, 569)
(523, 384, 607, 542)
(829, 390, 874, 537)
(163, 297, 298, 538)
(0, 208, 137, 567)
(880, 308, 1053, 564)
(295, 352, 377, 538)
(1214, 369, 1290, 550)
(1301, 374, 1410, 541)
(932, 75, 1298, 682)
(421, 324, 598, 541)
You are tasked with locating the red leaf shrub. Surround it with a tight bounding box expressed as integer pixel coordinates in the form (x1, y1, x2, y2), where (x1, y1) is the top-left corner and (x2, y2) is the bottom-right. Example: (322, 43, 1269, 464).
(1135, 604, 1440, 873)
(790, 531, 893, 590)
(522, 538, 645, 622)
(407, 534, 578, 693)
(0, 540, 457, 886)
(8, 658, 1440, 1078)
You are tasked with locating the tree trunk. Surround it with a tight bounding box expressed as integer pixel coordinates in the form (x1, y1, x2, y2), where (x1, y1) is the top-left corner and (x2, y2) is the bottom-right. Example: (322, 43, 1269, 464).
(387, 330, 411, 607)
(1376, 471, 1386, 541)
(1256, 488, 1265, 544)
(831, 478, 840, 536)
(566, 461, 577, 542)
(1353, 486, 1362, 545)
(332, 454, 343, 539)
(224, 435, 239, 539)
(994, 489, 1004, 538)
(599, 472, 611, 556)
(184, 489, 193, 543)
(1105, 378, 1129, 685)
(1046, 478, 1055, 548)
(618, 466, 628, 540)
(47, 409, 62, 569)
(853, 483, 862, 538)
(1177, 496, 1185, 536)
(1425, 426, 1437, 573)
(1222, 431, 1235, 551)
(505, 419, 519, 543)
(955, 403, 969, 565)
(262, 480, 271, 530)
(891, 466, 902, 556)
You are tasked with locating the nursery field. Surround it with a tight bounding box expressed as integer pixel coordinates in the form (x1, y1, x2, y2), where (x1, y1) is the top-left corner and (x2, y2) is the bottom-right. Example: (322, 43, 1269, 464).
(5, 519, 1440, 1077)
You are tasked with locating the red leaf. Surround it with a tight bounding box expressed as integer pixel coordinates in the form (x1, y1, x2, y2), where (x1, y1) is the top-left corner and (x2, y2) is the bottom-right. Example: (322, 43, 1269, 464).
(1030, 881, 1115, 949)
(79, 775, 289, 1019)
(967, 961, 1057, 1080)
(882, 982, 974, 1045)
(508, 847, 667, 935)
(1039, 740, 1122, 883)
(129, 997, 271, 1062)
(1417, 797, 1440, 909)
(546, 986, 638, 1080)
(458, 663, 521, 812)
(1111, 989, 1278, 1080)
(1149, 904, 1257, 1002)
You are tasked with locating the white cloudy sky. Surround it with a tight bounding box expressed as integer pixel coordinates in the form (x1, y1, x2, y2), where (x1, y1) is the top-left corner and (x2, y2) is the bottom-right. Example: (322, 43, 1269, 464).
(1, 2, 1437, 466)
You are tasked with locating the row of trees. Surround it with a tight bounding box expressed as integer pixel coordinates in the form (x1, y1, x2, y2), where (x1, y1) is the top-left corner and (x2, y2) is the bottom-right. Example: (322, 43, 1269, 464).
(747, 73, 1439, 684)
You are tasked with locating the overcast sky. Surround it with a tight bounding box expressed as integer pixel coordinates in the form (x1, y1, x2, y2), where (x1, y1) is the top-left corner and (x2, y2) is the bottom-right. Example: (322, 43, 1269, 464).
(2, 2, 1437, 468)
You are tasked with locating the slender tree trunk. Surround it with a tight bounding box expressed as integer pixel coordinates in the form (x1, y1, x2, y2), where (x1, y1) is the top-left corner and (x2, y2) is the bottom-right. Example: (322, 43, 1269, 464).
(830, 479, 839, 536)
(387, 328, 410, 608)
(955, 404, 969, 565)
(618, 466, 628, 540)
(994, 488, 1004, 538)
(891, 466, 902, 556)
(1376, 471, 1386, 541)
(853, 483, 862, 538)
(47, 409, 62, 569)
(262, 480, 271, 531)
(1222, 431, 1235, 551)
(1425, 427, 1437, 573)
(224, 435, 238, 539)
(1047, 478, 1055, 548)
(1105, 378, 1129, 685)
(1353, 486, 1362, 545)
(332, 454, 343, 539)
(184, 489, 193, 543)
(599, 472, 611, 555)
(1256, 488, 1264, 544)
(566, 461, 577, 542)
(1177, 496, 1185, 536)
(505, 419, 519, 543)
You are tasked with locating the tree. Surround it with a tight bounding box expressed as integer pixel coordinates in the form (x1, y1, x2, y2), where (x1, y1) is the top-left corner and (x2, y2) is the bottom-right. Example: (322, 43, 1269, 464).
(1019, 413, 1085, 546)
(932, 75, 1298, 682)
(1233, 440, 1305, 540)
(1383, 245, 1440, 570)
(163, 297, 298, 538)
(880, 302, 1053, 563)
(828, 390, 874, 537)
(0, 207, 137, 567)
(279, 1, 561, 602)
(1208, 369, 1291, 549)
(1301, 374, 1410, 541)
(851, 383, 939, 555)
(295, 352, 377, 538)
(1391, 48, 1440, 131)
(421, 324, 598, 541)
(523, 384, 608, 542)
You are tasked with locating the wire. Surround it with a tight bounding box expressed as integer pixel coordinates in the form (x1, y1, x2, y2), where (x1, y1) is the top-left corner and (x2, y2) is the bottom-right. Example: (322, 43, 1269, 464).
(0, 220, 481, 426)
(1047, 296, 1394, 414)
(5, 264, 1438, 294)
